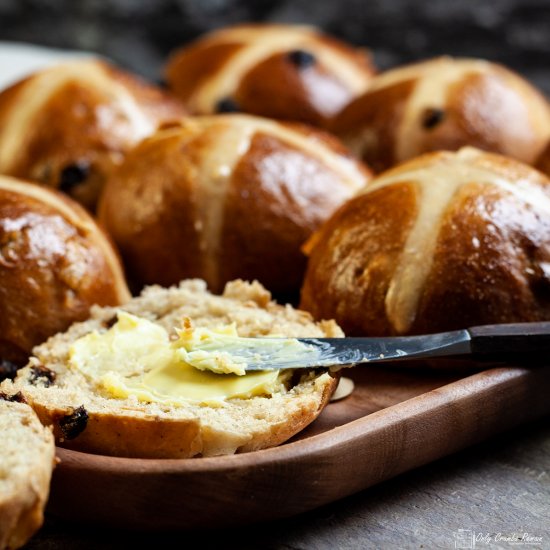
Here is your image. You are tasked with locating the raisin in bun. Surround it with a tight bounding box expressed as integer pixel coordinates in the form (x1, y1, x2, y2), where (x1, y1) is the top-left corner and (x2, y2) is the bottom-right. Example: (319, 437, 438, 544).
(165, 24, 375, 127)
(98, 114, 370, 297)
(0, 59, 185, 211)
(0, 175, 130, 368)
(301, 147, 550, 336)
(332, 57, 550, 173)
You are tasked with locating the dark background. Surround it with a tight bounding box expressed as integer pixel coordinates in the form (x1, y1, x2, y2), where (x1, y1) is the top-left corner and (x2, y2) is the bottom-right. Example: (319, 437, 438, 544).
(1, 0, 549, 94)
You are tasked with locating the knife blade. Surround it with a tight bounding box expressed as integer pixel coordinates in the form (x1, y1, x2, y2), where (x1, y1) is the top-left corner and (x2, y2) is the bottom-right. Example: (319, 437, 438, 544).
(234, 322, 550, 371)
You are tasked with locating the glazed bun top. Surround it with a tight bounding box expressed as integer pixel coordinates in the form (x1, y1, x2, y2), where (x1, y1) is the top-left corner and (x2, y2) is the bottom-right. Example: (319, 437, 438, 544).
(165, 23, 375, 127)
(0, 175, 130, 367)
(0, 59, 185, 210)
(332, 57, 550, 172)
(301, 147, 550, 336)
(98, 113, 370, 296)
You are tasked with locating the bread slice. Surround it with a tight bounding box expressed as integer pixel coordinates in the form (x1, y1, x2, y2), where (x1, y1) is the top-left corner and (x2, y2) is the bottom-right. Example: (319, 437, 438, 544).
(1, 280, 342, 459)
(0, 395, 55, 550)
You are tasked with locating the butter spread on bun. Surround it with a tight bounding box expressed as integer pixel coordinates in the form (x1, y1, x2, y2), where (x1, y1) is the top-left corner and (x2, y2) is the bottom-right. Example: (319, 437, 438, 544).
(68, 311, 289, 405)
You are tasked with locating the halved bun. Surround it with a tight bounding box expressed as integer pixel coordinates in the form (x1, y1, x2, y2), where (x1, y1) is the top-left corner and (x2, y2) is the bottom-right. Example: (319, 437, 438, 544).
(0, 396, 55, 550)
(2, 280, 342, 459)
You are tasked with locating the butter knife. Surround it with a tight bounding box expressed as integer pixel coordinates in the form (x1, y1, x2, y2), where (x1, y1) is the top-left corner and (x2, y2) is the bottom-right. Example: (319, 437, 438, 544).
(236, 322, 550, 371)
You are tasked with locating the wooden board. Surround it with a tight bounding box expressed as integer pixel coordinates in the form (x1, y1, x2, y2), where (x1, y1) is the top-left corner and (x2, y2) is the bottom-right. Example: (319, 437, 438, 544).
(48, 364, 550, 530)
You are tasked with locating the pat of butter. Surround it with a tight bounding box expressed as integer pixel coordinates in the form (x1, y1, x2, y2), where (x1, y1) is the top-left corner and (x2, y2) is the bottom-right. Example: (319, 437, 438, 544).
(68, 312, 283, 405)
(175, 322, 251, 376)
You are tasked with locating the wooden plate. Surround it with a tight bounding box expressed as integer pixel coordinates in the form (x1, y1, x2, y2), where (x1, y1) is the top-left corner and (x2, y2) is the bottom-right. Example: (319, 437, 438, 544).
(47, 364, 550, 530)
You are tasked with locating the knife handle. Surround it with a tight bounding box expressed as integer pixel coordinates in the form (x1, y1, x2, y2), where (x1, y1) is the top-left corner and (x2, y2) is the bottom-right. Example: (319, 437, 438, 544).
(468, 322, 550, 358)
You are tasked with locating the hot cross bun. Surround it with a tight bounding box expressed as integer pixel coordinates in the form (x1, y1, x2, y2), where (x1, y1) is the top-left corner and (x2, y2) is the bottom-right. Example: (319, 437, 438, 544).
(98, 114, 370, 297)
(0, 60, 185, 210)
(0, 175, 130, 368)
(332, 57, 550, 173)
(165, 24, 375, 127)
(301, 147, 550, 335)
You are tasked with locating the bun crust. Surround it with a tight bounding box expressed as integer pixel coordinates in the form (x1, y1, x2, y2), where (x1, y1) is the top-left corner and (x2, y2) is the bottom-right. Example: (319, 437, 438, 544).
(165, 24, 375, 127)
(535, 141, 550, 177)
(0, 176, 130, 366)
(332, 57, 550, 172)
(2, 280, 342, 458)
(98, 114, 370, 296)
(0, 397, 55, 550)
(301, 147, 550, 335)
(0, 60, 185, 210)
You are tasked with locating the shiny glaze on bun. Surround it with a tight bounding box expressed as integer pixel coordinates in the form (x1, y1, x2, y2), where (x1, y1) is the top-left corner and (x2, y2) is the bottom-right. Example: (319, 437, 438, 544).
(0, 175, 130, 366)
(0, 60, 185, 210)
(332, 57, 550, 172)
(98, 114, 370, 296)
(301, 148, 550, 335)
